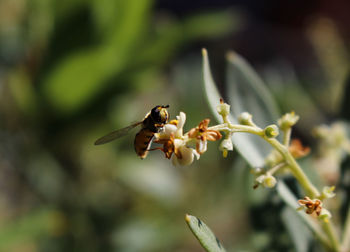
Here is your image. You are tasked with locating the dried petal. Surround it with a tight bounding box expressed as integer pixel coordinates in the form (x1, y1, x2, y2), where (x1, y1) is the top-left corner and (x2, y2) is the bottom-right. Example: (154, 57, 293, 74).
(289, 139, 310, 158)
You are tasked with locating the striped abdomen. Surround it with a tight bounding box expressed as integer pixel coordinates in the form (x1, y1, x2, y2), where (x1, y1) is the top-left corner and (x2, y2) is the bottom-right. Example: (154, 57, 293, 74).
(134, 128, 154, 159)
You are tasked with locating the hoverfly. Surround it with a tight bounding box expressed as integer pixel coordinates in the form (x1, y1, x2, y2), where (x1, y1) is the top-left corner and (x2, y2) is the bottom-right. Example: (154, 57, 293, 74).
(94, 105, 169, 159)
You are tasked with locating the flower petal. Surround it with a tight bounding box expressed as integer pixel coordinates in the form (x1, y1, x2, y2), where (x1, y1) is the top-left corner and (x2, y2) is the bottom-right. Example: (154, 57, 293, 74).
(175, 112, 186, 138)
(197, 140, 207, 154)
(172, 145, 195, 166)
(206, 130, 222, 141)
(156, 124, 177, 139)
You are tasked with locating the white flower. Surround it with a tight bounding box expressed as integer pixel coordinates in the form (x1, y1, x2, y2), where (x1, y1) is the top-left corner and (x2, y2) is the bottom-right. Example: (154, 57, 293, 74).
(156, 111, 186, 140)
(216, 100, 230, 123)
(318, 208, 332, 221)
(256, 174, 277, 188)
(171, 139, 199, 166)
(154, 112, 200, 166)
(175, 112, 186, 138)
(219, 136, 233, 158)
(278, 111, 299, 130)
(322, 186, 336, 199)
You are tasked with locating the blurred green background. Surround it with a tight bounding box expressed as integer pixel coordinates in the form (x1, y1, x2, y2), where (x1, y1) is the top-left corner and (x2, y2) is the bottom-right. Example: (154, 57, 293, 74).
(0, 0, 350, 251)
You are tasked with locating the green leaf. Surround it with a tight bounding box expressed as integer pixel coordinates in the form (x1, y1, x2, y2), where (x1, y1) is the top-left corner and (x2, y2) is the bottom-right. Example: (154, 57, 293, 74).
(281, 207, 311, 252)
(43, 0, 153, 115)
(226, 51, 280, 126)
(202, 49, 266, 167)
(202, 48, 223, 123)
(185, 214, 226, 252)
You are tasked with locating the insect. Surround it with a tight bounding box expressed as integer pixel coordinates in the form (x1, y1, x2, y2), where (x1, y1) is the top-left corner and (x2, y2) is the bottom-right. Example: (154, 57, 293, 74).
(94, 105, 170, 159)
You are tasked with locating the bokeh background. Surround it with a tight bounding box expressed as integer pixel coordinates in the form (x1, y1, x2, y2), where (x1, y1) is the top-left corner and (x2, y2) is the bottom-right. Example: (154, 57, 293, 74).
(0, 0, 350, 251)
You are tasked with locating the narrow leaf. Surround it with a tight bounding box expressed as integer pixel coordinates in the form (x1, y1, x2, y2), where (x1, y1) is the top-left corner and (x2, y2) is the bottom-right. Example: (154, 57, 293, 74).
(202, 49, 265, 167)
(185, 214, 226, 252)
(226, 51, 280, 126)
(281, 207, 311, 252)
(202, 48, 223, 123)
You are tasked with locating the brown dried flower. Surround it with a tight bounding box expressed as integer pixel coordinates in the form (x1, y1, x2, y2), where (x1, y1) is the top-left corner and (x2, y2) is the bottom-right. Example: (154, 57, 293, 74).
(188, 119, 222, 154)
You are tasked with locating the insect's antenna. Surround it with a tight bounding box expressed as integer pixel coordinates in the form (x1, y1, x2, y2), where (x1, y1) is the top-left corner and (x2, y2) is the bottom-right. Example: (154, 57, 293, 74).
(163, 105, 170, 108)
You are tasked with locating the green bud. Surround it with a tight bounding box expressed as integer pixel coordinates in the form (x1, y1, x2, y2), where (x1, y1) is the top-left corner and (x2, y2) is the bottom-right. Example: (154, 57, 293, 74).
(263, 174, 277, 188)
(256, 174, 277, 188)
(264, 124, 279, 138)
(238, 112, 253, 125)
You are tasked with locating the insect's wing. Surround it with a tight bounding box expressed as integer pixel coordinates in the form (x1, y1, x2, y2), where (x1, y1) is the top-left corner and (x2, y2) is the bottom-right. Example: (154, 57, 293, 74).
(94, 122, 142, 145)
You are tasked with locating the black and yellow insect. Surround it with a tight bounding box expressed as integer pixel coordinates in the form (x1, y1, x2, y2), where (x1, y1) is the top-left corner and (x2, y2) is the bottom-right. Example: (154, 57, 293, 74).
(94, 105, 169, 159)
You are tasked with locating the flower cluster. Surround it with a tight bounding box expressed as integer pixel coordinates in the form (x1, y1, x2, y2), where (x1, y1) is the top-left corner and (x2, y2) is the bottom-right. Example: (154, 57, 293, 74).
(153, 112, 222, 166)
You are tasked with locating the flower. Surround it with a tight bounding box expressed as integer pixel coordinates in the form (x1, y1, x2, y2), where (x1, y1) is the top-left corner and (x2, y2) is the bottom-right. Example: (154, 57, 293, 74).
(322, 186, 336, 199)
(216, 99, 230, 122)
(156, 112, 186, 140)
(219, 135, 233, 158)
(154, 133, 175, 159)
(289, 139, 310, 158)
(278, 111, 299, 130)
(171, 139, 199, 166)
(188, 119, 222, 154)
(255, 174, 277, 188)
(298, 197, 322, 216)
(318, 208, 332, 222)
(154, 112, 199, 166)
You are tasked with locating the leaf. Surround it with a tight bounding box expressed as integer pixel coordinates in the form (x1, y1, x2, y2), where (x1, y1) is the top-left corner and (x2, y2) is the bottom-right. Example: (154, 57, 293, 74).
(185, 214, 226, 252)
(43, 0, 153, 115)
(281, 207, 311, 252)
(226, 51, 280, 126)
(202, 48, 223, 123)
(202, 49, 266, 167)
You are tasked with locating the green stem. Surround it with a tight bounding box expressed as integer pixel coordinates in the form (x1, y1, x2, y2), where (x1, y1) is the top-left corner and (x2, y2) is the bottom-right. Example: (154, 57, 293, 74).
(209, 122, 340, 251)
(341, 206, 350, 251)
(264, 138, 319, 198)
(283, 128, 292, 146)
(322, 221, 340, 252)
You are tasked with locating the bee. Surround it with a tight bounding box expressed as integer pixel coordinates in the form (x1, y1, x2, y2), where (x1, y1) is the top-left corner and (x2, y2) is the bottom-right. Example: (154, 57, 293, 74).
(94, 105, 169, 159)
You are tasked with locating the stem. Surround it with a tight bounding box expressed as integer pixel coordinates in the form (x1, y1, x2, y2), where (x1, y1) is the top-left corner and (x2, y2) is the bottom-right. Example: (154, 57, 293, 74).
(265, 138, 320, 198)
(342, 206, 350, 251)
(268, 162, 286, 175)
(322, 221, 341, 252)
(283, 128, 292, 146)
(209, 122, 341, 250)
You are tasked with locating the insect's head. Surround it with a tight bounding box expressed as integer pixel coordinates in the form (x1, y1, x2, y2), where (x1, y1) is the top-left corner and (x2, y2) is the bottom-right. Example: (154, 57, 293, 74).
(151, 105, 169, 124)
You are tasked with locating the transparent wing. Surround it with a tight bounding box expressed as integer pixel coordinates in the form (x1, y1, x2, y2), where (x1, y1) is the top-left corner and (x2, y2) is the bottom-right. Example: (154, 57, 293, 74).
(94, 122, 142, 145)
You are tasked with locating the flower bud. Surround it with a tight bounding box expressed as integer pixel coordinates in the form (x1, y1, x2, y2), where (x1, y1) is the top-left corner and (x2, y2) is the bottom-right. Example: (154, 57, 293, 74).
(278, 111, 299, 130)
(256, 174, 277, 188)
(238, 112, 253, 125)
(263, 174, 277, 188)
(322, 186, 336, 199)
(217, 102, 230, 116)
(219, 137, 233, 158)
(264, 124, 279, 138)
